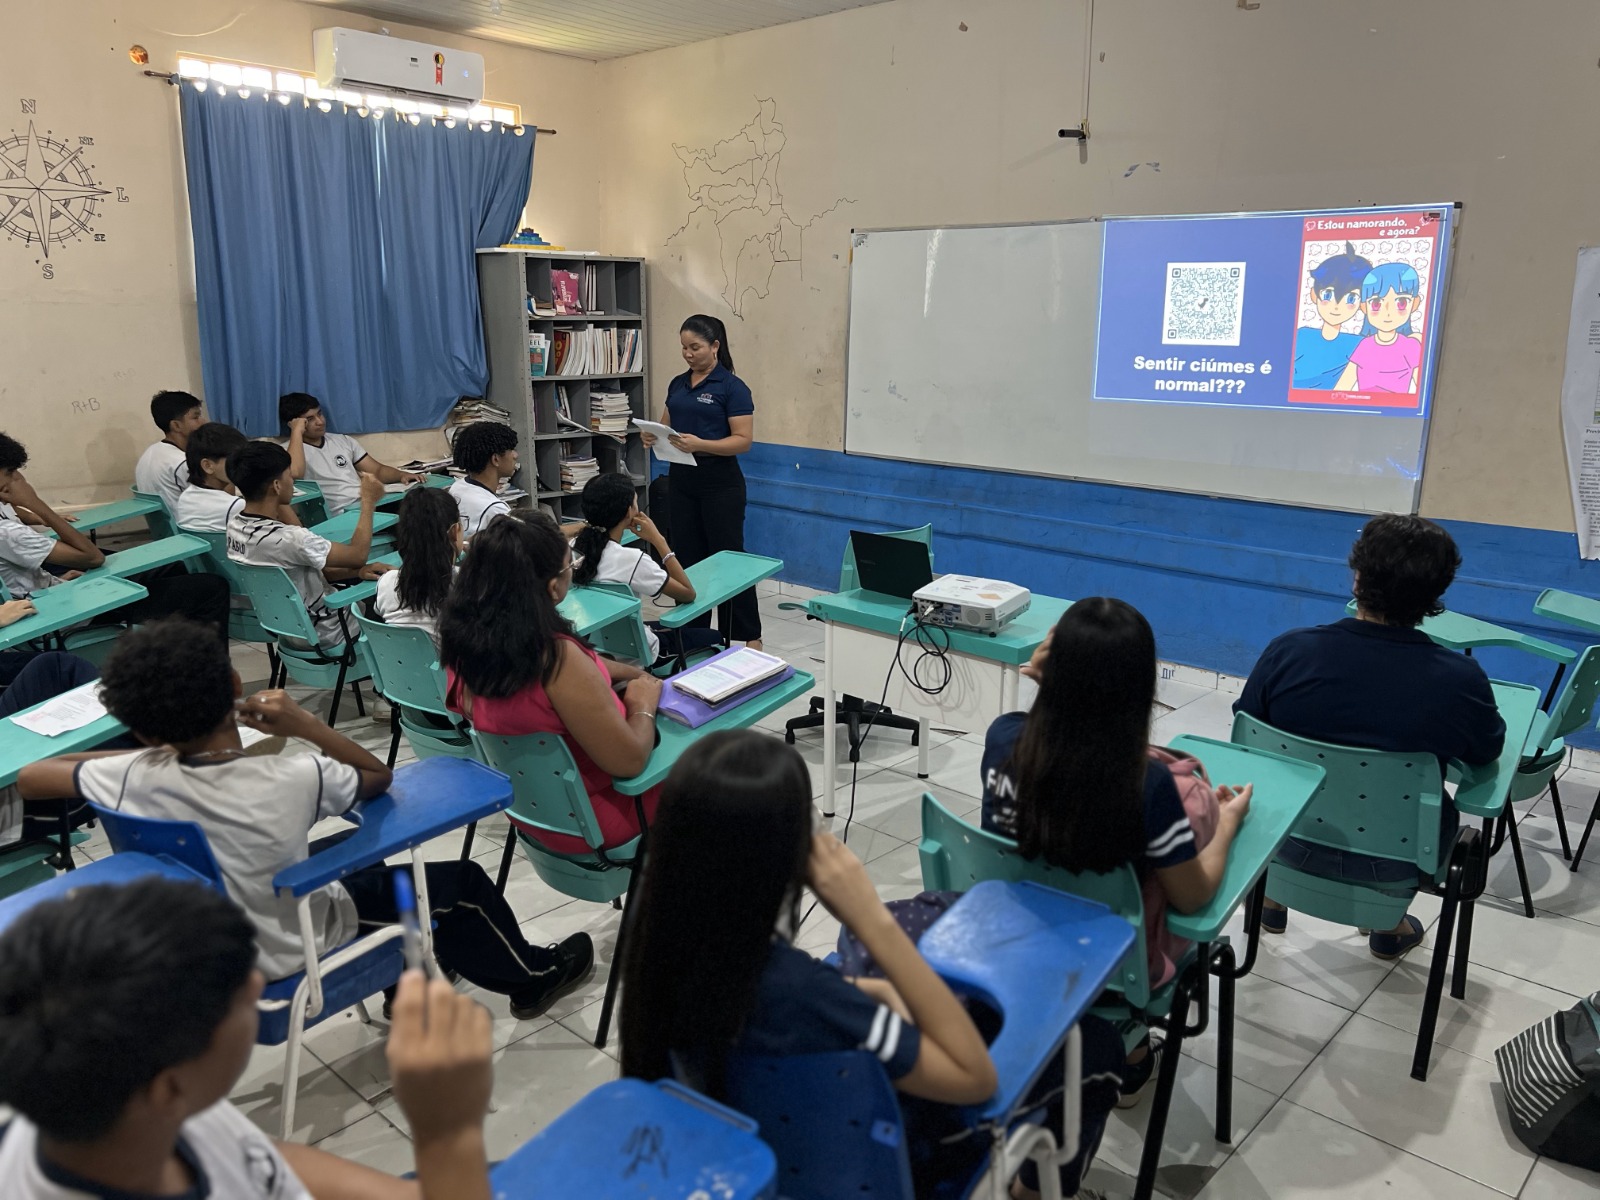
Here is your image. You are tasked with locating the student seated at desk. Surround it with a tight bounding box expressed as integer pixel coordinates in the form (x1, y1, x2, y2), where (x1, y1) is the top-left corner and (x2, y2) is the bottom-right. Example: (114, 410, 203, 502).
(225, 441, 389, 650)
(18, 620, 595, 1020)
(281, 392, 423, 517)
(620, 731, 1121, 1200)
(0, 433, 230, 641)
(441, 512, 663, 855)
(448, 421, 518, 540)
(0, 878, 496, 1200)
(374, 487, 461, 644)
(571, 472, 722, 667)
(133, 390, 205, 515)
(980, 597, 1251, 1108)
(174, 422, 251, 533)
(1234, 514, 1505, 959)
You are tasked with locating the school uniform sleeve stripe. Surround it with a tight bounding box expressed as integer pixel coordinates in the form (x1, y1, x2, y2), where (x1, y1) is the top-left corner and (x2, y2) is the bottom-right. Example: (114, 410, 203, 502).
(864, 1004, 887, 1054)
(875, 1010, 903, 1065)
(1147, 817, 1196, 857)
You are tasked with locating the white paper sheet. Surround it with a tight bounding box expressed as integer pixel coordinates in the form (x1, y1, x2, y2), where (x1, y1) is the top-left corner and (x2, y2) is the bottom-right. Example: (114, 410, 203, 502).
(632, 419, 698, 467)
(11, 681, 109, 737)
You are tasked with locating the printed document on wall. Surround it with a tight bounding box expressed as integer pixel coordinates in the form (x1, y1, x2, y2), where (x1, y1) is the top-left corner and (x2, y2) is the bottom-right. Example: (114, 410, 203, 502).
(1560, 247, 1600, 559)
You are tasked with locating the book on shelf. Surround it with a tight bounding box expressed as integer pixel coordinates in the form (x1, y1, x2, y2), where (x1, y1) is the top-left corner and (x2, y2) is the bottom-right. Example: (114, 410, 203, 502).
(442, 397, 513, 448)
(581, 263, 599, 312)
(400, 456, 453, 474)
(528, 331, 549, 378)
(555, 386, 574, 424)
(551, 326, 643, 377)
(527, 295, 557, 318)
(590, 390, 632, 439)
(559, 447, 599, 492)
(551, 269, 583, 315)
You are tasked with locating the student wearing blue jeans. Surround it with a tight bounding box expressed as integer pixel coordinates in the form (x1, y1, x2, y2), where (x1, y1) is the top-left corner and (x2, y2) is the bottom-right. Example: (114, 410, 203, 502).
(1234, 514, 1506, 958)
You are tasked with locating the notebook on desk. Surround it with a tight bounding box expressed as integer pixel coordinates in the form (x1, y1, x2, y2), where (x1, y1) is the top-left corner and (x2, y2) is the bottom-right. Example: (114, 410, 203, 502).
(659, 647, 797, 728)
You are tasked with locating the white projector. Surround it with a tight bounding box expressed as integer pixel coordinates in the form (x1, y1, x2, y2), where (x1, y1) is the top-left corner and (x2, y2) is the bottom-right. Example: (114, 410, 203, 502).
(913, 575, 1031, 633)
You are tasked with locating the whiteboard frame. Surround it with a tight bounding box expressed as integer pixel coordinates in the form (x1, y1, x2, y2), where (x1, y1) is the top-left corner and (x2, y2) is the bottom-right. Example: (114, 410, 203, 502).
(842, 205, 1461, 515)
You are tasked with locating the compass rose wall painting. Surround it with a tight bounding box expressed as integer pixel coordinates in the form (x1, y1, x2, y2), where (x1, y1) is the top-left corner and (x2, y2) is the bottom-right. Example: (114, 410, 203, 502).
(0, 106, 124, 274)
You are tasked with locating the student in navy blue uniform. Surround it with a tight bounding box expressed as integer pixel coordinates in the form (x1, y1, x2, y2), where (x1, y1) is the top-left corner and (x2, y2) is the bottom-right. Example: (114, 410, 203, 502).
(981, 597, 1252, 1108)
(640, 314, 762, 648)
(620, 729, 1123, 1200)
(1234, 513, 1506, 959)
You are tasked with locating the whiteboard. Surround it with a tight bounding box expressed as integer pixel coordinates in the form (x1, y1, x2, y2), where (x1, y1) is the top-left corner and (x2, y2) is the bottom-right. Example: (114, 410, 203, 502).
(844, 216, 1444, 513)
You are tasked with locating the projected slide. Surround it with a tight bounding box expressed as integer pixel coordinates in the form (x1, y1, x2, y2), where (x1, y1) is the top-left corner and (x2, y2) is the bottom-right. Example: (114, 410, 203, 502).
(1093, 207, 1453, 417)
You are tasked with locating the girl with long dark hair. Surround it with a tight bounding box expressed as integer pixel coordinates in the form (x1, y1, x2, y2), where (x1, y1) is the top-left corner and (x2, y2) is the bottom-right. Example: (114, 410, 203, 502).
(372, 487, 460, 642)
(439, 512, 663, 854)
(981, 596, 1251, 1107)
(638, 314, 763, 649)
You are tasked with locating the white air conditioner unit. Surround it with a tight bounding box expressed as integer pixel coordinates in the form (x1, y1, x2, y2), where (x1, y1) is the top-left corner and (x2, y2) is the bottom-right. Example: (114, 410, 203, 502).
(313, 28, 484, 105)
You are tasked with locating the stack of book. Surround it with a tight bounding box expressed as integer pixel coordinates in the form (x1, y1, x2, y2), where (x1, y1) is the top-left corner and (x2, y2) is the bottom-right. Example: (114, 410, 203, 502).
(590, 391, 631, 439)
(442, 397, 513, 449)
(528, 294, 557, 318)
(559, 446, 599, 493)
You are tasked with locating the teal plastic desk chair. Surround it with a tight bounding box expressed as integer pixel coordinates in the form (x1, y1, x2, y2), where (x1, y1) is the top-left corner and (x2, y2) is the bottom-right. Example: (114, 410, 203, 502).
(919, 793, 1222, 1200)
(232, 562, 372, 726)
(0, 841, 58, 900)
(579, 580, 662, 669)
(290, 480, 329, 527)
(474, 732, 642, 1050)
(1498, 643, 1600, 876)
(782, 525, 930, 760)
(131, 489, 177, 540)
(1231, 712, 1484, 1082)
(185, 529, 285, 681)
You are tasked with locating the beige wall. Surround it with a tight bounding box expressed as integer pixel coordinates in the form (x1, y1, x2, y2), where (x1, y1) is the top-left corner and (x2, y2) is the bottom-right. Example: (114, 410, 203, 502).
(3, 0, 604, 503)
(595, 0, 1600, 531)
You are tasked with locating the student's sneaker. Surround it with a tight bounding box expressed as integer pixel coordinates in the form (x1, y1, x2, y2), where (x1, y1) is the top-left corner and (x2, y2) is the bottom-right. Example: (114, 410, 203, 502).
(509, 933, 596, 1021)
(1116, 1035, 1164, 1108)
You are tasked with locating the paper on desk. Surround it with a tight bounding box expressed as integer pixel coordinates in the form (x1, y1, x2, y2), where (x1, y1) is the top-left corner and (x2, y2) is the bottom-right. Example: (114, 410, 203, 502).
(11, 681, 109, 737)
(632, 420, 697, 467)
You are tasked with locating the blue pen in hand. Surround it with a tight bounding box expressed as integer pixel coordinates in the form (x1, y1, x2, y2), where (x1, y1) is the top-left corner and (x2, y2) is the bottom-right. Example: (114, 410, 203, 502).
(392, 869, 432, 978)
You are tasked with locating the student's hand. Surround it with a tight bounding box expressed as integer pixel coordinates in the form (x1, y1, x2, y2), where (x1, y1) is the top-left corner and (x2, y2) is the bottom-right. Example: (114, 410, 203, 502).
(1020, 630, 1053, 683)
(807, 831, 884, 930)
(237, 689, 320, 739)
(628, 513, 665, 547)
(0, 598, 36, 627)
(667, 433, 707, 455)
(387, 971, 493, 1147)
(358, 561, 396, 581)
(1, 471, 42, 511)
(1216, 783, 1253, 829)
(359, 473, 387, 508)
(623, 673, 664, 716)
(400, 472, 426, 485)
(287, 416, 307, 440)
(58, 570, 84, 582)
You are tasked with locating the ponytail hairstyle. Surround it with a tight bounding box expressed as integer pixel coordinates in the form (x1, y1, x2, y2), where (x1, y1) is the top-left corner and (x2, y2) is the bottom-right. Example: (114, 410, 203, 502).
(438, 510, 574, 698)
(681, 314, 733, 373)
(619, 730, 814, 1097)
(394, 486, 459, 618)
(572, 473, 637, 587)
(1007, 597, 1156, 874)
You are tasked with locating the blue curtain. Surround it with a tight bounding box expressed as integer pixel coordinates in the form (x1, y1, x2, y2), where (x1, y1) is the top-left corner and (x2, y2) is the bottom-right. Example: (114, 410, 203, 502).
(180, 84, 534, 436)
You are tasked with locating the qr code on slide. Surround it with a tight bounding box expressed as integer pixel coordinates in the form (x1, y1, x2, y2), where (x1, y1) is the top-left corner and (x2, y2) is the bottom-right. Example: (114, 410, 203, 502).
(1162, 261, 1247, 347)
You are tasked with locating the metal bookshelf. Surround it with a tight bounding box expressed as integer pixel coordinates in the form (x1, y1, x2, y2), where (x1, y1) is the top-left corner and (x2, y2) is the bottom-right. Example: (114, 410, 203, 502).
(476, 250, 651, 519)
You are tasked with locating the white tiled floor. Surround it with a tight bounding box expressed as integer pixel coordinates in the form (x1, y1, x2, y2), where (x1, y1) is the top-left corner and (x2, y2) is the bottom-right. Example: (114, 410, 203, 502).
(209, 581, 1594, 1199)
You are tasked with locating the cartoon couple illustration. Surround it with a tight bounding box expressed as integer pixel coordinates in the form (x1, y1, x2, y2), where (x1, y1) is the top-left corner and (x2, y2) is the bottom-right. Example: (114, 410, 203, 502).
(1292, 242, 1423, 393)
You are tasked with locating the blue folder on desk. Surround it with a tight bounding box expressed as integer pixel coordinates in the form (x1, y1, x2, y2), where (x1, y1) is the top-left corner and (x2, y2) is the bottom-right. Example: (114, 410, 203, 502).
(659, 647, 796, 728)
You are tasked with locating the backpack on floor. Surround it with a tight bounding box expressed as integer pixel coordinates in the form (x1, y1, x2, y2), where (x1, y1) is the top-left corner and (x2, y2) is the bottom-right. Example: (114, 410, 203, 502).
(1496, 991, 1600, 1170)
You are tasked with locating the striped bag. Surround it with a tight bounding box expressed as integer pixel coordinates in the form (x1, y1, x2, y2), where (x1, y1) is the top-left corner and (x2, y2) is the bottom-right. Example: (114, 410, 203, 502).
(1495, 991, 1600, 1170)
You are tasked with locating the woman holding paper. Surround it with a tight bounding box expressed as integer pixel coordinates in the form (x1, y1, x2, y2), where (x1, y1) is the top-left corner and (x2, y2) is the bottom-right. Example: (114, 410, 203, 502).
(640, 314, 762, 648)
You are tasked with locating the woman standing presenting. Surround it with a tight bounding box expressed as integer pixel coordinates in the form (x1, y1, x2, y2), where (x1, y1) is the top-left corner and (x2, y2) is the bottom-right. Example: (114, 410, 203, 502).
(641, 314, 762, 649)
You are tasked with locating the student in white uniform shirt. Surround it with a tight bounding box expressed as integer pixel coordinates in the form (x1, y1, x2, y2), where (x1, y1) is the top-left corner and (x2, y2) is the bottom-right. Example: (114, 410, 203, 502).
(447, 421, 519, 539)
(374, 486, 461, 644)
(173, 422, 250, 534)
(571, 472, 722, 666)
(224, 441, 390, 649)
(132, 390, 204, 515)
(279, 392, 423, 516)
(0, 876, 498, 1199)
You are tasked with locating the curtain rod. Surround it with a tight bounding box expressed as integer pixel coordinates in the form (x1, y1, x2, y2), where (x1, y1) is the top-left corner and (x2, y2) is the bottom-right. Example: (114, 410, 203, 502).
(142, 70, 555, 134)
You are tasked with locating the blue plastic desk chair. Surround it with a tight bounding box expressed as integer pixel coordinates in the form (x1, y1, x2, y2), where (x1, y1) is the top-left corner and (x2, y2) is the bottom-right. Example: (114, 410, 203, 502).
(1503, 644, 1600, 873)
(475, 731, 642, 1049)
(0, 852, 218, 936)
(131, 489, 177, 540)
(488, 1078, 777, 1199)
(1231, 712, 1485, 1082)
(782, 525, 930, 760)
(918, 795, 1217, 1200)
(86, 780, 466, 1140)
(232, 562, 373, 726)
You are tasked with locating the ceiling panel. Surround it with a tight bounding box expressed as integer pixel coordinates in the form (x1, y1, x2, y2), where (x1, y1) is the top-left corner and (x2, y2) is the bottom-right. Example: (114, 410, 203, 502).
(306, 0, 895, 60)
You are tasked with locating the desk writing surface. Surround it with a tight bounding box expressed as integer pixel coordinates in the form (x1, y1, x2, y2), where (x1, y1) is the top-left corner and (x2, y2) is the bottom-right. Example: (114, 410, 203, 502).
(309, 509, 398, 542)
(0, 699, 127, 788)
(0, 853, 205, 937)
(1533, 588, 1600, 639)
(615, 670, 814, 795)
(558, 587, 641, 639)
(376, 473, 453, 509)
(81, 535, 209, 580)
(1342, 601, 1575, 664)
(1451, 680, 1541, 820)
(1162, 736, 1325, 943)
(0, 576, 146, 650)
(657, 553, 784, 629)
(66, 496, 163, 533)
(324, 552, 404, 610)
(807, 589, 1072, 666)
